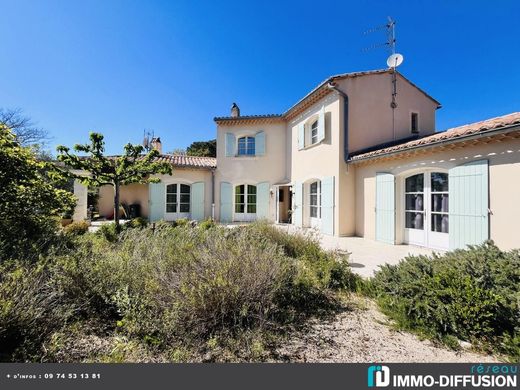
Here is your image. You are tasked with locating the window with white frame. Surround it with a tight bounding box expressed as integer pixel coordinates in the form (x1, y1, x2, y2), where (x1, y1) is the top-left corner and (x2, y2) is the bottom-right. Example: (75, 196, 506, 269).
(430, 172, 449, 233)
(405, 174, 424, 230)
(309, 181, 321, 218)
(237, 136, 255, 156)
(235, 184, 257, 214)
(166, 183, 191, 213)
(310, 120, 319, 145)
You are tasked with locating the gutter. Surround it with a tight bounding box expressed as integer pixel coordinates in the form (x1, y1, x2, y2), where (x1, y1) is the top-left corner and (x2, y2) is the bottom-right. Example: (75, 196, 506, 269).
(327, 82, 350, 162)
(348, 123, 520, 164)
(211, 168, 216, 220)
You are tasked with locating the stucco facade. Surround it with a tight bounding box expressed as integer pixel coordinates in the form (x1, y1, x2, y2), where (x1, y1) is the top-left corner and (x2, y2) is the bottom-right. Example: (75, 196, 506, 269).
(77, 68, 519, 251)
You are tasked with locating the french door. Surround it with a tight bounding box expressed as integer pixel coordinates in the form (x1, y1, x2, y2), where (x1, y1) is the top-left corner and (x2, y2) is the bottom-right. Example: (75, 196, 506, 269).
(165, 183, 191, 220)
(234, 184, 257, 222)
(404, 171, 449, 250)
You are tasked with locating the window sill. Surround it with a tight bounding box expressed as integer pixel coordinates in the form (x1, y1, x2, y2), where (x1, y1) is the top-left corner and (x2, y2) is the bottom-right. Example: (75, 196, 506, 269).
(300, 140, 324, 151)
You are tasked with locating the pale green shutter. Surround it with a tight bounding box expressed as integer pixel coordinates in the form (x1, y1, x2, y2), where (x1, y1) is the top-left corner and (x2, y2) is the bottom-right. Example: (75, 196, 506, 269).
(292, 182, 303, 226)
(317, 106, 325, 142)
(257, 182, 270, 219)
(191, 182, 205, 221)
(225, 133, 235, 157)
(255, 131, 265, 156)
(220, 182, 233, 222)
(449, 159, 489, 250)
(149, 182, 165, 222)
(375, 173, 395, 244)
(298, 123, 305, 150)
(321, 176, 334, 235)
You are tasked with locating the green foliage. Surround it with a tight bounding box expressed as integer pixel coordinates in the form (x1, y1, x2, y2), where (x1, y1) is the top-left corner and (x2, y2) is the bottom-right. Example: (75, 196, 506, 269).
(96, 223, 118, 242)
(0, 125, 76, 261)
(198, 218, 216, 231)
(63, 221, 90, 236)
(0, 221, 354, 362)
(186, 139, 216, 157)
(125, 217, 149, 230)
(370, 242, 520, 359)
(56, 132, 172, 227)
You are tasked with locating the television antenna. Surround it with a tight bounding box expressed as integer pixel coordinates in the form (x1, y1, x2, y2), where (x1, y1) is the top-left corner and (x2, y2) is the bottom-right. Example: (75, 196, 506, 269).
(363, 17, 404, 140)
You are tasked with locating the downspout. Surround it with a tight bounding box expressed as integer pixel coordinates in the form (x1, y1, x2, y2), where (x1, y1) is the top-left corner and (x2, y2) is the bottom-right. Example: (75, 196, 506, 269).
(211, 168, 216, 220)
(327, 82, 349, 162)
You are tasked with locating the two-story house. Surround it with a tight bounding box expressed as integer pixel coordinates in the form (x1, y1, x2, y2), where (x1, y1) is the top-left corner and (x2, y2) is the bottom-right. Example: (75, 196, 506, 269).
(93, 68, 520, 251)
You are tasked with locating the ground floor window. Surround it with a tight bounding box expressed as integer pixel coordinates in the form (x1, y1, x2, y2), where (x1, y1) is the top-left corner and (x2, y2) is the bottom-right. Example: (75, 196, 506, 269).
(235, 184, 256, 214)
(166, 183, 191, 214)
(309, 181, 321, 218)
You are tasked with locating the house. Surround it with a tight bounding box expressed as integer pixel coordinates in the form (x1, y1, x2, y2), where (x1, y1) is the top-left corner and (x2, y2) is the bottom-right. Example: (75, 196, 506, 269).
(90, 68, 520, 251)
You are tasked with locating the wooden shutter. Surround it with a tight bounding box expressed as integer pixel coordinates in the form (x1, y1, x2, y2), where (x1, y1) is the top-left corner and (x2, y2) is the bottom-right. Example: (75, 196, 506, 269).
(225, 133, 235, 157)
(298, 123, 305, 150)
(449, 159, 489, 250)
(255, 131, 265, 156)
(149, 182, 165, 222)
(321, 176, 334, 235)
(292, 182, 303, 226)
(220, 182, 233, 222)
(375, 173, 395, 244)
(190, 182, 205, 221)
(257, 182, 270, 219)
(317, 106, 325, 142)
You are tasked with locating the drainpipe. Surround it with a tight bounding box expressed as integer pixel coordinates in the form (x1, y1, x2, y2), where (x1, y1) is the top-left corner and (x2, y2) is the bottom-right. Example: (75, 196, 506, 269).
(211, 168, 215, 220)
(327, 82, 349, 162)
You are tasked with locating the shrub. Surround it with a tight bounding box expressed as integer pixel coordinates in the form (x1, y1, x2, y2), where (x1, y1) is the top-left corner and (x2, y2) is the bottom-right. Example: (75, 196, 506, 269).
(63, 221, 90, 235)
(125, 217, 148, 229)
(96, 223, 118, 242)
(370, 242, 520, 359)
(198, 218, 216, 231)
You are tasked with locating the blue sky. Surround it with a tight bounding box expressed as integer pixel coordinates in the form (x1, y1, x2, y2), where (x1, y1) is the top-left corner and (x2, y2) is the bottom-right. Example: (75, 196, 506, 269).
(1, 0, 519, 155)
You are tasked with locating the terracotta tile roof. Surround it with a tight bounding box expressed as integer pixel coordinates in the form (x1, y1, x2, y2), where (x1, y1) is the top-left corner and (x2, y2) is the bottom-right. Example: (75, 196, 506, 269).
(154, 154, 217, 169)
(349, 112, 520, 162)
(214, 69, 441, 123)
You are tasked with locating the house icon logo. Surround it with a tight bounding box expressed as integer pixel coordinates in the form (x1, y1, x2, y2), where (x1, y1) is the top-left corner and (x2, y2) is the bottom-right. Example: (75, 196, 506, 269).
(367, 365, 390, 387)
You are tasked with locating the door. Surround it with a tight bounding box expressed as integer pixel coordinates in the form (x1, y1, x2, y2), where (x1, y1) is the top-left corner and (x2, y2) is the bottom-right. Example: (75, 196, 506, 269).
(404, 171, 449, 250)
(234, 184, 257, 222)
(309, 180, 321, 229)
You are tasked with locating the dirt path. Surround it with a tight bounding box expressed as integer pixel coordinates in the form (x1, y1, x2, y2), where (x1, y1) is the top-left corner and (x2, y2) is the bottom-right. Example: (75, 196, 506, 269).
(275, 297, 500, 363)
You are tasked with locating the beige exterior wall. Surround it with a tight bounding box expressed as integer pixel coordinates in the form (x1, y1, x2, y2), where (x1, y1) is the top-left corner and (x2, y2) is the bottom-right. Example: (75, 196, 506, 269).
(336, 73, 438, 154)
(289, 94, 343, 233)
(354, 138, 520, 250)
(97, 168, 213, 220)
(98, 183, 150, 218)
(215, 121, 287, 221)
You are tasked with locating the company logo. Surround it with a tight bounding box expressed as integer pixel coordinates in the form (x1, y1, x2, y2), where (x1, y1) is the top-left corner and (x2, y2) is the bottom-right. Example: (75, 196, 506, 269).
(368, 365, 390, 387)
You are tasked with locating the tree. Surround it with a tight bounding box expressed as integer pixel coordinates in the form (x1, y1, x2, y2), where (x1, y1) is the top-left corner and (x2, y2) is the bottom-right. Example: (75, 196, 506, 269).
(0, 125, 76, 260)
(186, 139, 216, 157)
(0, 108, 49, 147)
(57, 132, 173, 228)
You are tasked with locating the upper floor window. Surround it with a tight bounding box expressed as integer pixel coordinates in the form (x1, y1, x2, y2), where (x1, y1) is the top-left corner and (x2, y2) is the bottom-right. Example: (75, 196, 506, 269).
(237, 136, 255, 156)
(411, 112, 419, 134)
(310, 120, 319, 145)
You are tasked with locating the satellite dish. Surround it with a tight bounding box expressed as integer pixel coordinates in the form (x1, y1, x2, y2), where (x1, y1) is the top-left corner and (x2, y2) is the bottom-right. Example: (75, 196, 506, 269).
(386, 53, 404, 68)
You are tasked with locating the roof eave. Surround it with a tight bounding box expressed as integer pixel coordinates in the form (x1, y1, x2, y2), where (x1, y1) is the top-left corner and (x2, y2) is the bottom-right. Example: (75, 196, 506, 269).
(349, 123, 520, 164)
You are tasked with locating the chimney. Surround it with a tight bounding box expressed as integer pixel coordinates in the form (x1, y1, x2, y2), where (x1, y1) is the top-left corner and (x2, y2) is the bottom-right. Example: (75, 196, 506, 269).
(230, 102, 240, 118)
(150, 137, 162, 154)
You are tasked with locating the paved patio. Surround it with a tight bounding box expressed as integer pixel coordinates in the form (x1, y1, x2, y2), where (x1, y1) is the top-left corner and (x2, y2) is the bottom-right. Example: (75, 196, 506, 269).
(275, 224, 437, 278)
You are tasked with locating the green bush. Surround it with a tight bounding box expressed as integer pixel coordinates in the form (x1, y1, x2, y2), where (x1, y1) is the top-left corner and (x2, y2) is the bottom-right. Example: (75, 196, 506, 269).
(96, 223, 118, 242)
(370, 242, 520, 359)
(1, 220, 355, 362)
(198, 218, 216, 230)
(125, 217, 148, 229)
(63, 221, 90, 235)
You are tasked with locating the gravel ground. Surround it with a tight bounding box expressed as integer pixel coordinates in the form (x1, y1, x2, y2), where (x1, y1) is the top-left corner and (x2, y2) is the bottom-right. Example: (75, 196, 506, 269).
(275, 297, 500, 363)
